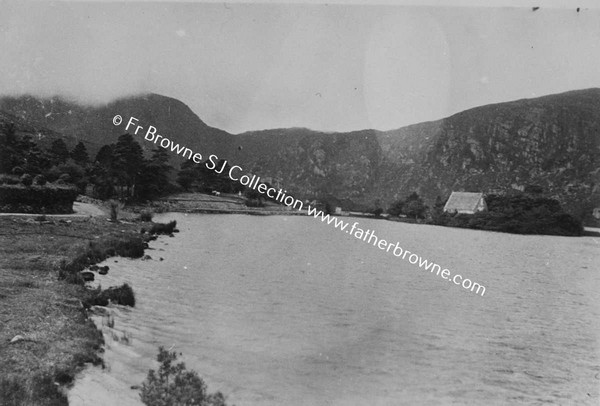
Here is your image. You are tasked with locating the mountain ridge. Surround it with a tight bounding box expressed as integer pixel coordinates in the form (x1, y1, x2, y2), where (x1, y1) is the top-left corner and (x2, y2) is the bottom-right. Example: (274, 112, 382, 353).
(1, 89, 598, 222)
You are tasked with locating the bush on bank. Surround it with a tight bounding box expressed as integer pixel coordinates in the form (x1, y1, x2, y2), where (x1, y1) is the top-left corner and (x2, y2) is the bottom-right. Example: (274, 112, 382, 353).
(139, 209, 154, 222)
(145, 220, 178, 235)
(140, 347, 229, 406)
(86, 283, 136, 307)
(0, 183, 78, 214)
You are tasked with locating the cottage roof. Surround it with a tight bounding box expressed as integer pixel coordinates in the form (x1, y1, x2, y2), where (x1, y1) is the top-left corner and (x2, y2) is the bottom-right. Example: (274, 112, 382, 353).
(444, 192, 485, 212)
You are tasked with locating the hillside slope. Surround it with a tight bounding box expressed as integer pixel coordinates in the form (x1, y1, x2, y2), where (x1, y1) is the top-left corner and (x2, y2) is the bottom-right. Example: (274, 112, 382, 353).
(0, 94, 233, 158)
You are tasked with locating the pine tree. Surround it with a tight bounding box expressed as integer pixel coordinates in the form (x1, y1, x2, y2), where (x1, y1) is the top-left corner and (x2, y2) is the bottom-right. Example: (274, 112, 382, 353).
(0, 122, 18, 173)
(95, 144, 114, 165)
(176, 160, 197, 191)
(90, 144, 116, 199)
(403, 192, 428, 219)
(113, 133, 144, 198)
(71, 141, 89, 165)
(388, 199, 405, 217)
(49, 138, 70, 165)
(137, 148, 173, 200)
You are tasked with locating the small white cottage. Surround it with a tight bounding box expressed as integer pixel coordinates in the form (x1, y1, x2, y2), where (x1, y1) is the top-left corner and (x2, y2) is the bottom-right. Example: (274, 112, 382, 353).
(443, 192, 487, 214)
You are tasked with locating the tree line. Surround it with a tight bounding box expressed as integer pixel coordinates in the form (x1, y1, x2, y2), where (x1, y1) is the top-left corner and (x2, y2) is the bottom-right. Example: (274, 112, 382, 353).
(0, 124, 280, 204)
(0, 124, 173, 201)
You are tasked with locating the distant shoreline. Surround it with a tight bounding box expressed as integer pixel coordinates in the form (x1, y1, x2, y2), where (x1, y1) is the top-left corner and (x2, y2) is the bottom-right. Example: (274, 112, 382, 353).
(133, 192, 307, 216)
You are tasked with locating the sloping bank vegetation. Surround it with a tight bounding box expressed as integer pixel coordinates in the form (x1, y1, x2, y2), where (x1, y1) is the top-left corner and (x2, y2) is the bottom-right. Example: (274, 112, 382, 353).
(0, 214, 228, 406)
(0, 216, 146, 405)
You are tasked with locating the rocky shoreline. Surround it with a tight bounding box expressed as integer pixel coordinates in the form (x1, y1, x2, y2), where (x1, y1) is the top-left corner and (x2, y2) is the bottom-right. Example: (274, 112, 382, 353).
(68, 277, 149, 406)
(0, 213, 154, 405)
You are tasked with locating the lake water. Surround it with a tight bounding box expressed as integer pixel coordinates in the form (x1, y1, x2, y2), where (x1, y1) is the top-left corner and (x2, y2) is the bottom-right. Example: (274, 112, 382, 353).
(69, 213, 600, 405)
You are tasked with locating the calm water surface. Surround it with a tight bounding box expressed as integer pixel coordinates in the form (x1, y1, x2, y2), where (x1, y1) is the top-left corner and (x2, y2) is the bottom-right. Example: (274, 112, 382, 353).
(70, 214, 600, 405)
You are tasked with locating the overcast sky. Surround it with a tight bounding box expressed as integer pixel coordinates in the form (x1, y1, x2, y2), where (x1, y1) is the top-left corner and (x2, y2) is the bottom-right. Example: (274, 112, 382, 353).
(1, 1, 600, 133)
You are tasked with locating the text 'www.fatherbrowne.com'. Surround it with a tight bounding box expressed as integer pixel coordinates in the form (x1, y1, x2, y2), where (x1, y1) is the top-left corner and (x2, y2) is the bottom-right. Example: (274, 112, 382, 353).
(306, 207, 486, 296)
(113, 115, 486, 297)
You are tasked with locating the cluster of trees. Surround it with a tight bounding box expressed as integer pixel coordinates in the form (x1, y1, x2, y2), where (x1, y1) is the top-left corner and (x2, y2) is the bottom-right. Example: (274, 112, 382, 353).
(0, 122, 287, 206)
(430, 192, 583, 236)
(91, 134, 173, 200)
(388, 192, 431, 219)
(0, 123, 89, 190)
(0, 123, 175, 201)
(385, 189, 582, 236)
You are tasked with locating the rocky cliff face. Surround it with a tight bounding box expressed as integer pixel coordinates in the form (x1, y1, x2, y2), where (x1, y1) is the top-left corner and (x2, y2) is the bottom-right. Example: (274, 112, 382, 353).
(1, 89, 598, 221)
(230, 90, 599, 220)
(227, 128, 382, 204)
(377, 90, 600, 220)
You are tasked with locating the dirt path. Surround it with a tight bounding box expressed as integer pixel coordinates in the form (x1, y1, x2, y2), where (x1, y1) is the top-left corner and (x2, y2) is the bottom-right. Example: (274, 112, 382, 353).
(72, 202, 106, 216)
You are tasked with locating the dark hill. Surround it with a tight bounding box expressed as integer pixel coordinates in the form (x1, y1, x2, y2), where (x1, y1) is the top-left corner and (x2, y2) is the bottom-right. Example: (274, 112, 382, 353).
(0, 94, 234, 159)
(0, 109, 71, 150)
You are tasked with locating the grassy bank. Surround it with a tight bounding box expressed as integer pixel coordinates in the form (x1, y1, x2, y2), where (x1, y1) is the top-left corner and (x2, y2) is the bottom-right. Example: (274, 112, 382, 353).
(0, 216, 147, 405)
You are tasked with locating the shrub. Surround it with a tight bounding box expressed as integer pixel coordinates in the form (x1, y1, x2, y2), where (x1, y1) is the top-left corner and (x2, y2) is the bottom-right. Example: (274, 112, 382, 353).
(58, 173, 71, 183)
(33, 174, 47, 186)
(148, 220, 177, 235)
(0, 174, 19, 185)
(372, 207, 383, 218)
(88, 283, 136, 307)
(108, 199, 124, 222)
(20, 173, 33, 186)
(139, 209, 154, 222)
(0, 184, 78, 214)
(140, 347, 228, 406)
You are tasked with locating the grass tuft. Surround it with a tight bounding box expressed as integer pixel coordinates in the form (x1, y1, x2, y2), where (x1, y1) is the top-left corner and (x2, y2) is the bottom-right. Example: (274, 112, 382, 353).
(86, 283, 136, 307)
(139, 209, 154, 222)
(147, 220, 177, 235)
